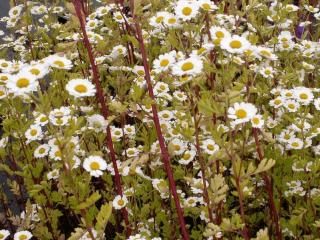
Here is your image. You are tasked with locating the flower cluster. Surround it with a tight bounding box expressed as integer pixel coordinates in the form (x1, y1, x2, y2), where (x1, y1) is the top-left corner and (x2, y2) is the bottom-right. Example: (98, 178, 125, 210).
(0, 0, 320, 239)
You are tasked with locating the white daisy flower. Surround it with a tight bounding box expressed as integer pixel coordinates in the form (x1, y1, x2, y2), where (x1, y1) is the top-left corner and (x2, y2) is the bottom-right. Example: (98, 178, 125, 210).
(13, 231, 32, 240)
(34, 144, 50, 158)
(269, 97, 284, 108)
(198, 0, 218, 11)
(256, 47, 278, 61)
(0, 86, 8, 99)
(293, 87, 314, 105)
(149, 11, 168, 28)
(111, 126, 123, 141)
(288, 138, 304, 150)
(184, 196, 199, 207)
(34, 113, 49, 126)
(221, 35, 251, 54)
(25, 124, 43, 142)
(201, 139, 219, 154)
(20, 64, 50, 79)
(314, 98, 320, 110)
(171, 138, 187, 155)
(87, 114, 108, 133)
(6, 73, 38, 95)
(228, 102, 257, 124)
(113, 11, 126, 23)
(47, 169, 60, 180)
(173, 90, 187, 101)
(163, 13, 180, 28)
(179, 150, 196, 165)
(153, 52, 176, 73)
(83, 155, 107, 177)
(0, 59, 12, 73)
(172, 57, 203, 76)
(284, 100, 299, 112)
(175, 0, 200, 21)
(113, 195, 128, 210)
(46, 55, 73, 70)
(285, 4, 299, 12)
(66, 79, 96, 98)
(251, 115, 264, 128)
(9, 5, 24, 18)
(0, 230, 10, 240)
(49, 145, 62, 161)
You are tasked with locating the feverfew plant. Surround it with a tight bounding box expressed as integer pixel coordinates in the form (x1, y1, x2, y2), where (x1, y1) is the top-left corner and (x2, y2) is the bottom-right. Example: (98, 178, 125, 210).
(0, 0, 320, 239)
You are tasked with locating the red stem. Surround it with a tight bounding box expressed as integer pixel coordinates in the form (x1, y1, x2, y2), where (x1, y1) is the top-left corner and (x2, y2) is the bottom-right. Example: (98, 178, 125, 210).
(129, 3, 189, 239)
(253, 128, 282, 240)
(71, 0, 131, 236)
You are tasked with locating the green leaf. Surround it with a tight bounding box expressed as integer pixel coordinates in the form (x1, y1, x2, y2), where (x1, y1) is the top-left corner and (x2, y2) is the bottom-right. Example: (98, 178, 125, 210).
(76, 191, 101, 210)
(254, 158, 275, 175)
(95, 202, 112, 234)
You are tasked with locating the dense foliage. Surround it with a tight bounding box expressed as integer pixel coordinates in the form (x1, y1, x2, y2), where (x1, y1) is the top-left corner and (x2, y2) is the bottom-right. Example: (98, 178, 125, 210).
(0, 0, 320, 239)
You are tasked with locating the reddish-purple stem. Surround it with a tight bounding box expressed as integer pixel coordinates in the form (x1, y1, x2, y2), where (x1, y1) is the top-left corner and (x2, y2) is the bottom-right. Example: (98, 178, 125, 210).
(71, 0, 131, 236)
(129, 3, 189, 239)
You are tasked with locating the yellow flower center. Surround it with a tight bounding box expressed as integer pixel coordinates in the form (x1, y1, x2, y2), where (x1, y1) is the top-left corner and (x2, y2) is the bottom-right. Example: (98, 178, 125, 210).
(128, 150, 135, 155)
(288, 103, 295, 109)
(30, 129, 38, 136)
(90, 162, 100, 170)
(213, 38, 221, 45)
(137, 70, 145, 76)
(0, 76, 8, 81)
(181, 62, 194, 71)
(229, 40, 242, 49)
(291, 142, 299, 147)
(118, 199, 125, 206)
(274, 99, 282, 105)
(39, 148, 46, 154)
(162, 113, 169, 118)
(19, 235, 28, 240)
(215, 31, 224, 38)
(299, 93, 308, 100)
(16, 78, 30, 88)
(174, 145, 181, 151)
(202, 3, 211, 10)
(40, 116, 47, 122)
(116, 15, 123, 20)
(182, 7, 192, 16)
(260, 50, 271, 57)
(235, 109, 247, 118)
(168, 18, 176, 24)
(160, 59, 169, 67)
(0, 233, 4, 238)
(183, 153, 191, 160)
(207, 144, 215, 151)
(53, 60, 65, 68)
(252, 118, 260, 124)
(55, 151, 61, 157)
(156, 16, 164, 23)
(74, 84, 88, 93)
(0, 91, 4, 96)
(30, 68, 40, 75)
(1, 63, 8, 68)
(265, 69, 271, 75)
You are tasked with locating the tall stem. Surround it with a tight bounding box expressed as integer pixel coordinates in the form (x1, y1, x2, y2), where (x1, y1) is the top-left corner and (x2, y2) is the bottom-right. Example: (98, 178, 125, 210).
(253, 128, 282, 240)
(129, 2, 189, 239)
(71, 0, 131, 236)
